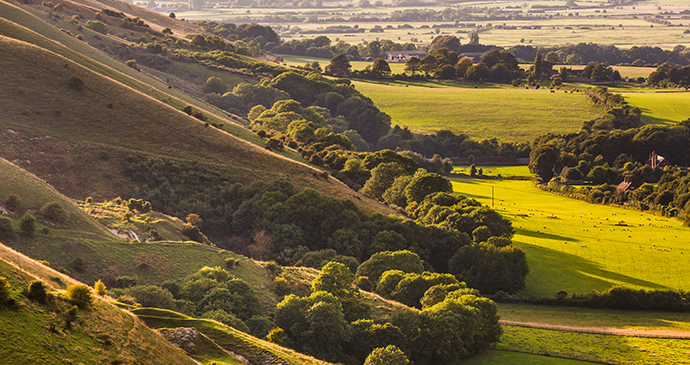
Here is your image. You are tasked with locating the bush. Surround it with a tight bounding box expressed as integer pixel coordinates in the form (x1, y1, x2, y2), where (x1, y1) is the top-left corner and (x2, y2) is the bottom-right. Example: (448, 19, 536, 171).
(40, 201, 68, 223)
(364, 345, 409, 365)
(26, 280, 48, 304)
(117, 295, 139, 306)
(71, 257, 86, 273)
(0, 277, 11, 304)
(68, 76, 84, 90)
(19, 213, 36, 237)
(266, 327, 284, 344)
(0, 216, 14, 237)
(115, 275, 138, 288)
(85, 20, 108, 34)
(203, 309, 250, 332)
(4, 194, 21, 211)
(66, 284, 93, 308)
(94, 280, 106, 296)
(224, 257, 240, 268)
(125, 59, 140, 71)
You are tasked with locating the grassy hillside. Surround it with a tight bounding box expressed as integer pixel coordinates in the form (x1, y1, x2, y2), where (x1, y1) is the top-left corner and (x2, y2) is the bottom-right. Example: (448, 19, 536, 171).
(450, 178, 690, 297)
(0, 249, 197, 364)
(133, 307, 334, 365)
(622, 90, 690, 125)
(0, 26, 389, 215)
(352, 80, 602, 142)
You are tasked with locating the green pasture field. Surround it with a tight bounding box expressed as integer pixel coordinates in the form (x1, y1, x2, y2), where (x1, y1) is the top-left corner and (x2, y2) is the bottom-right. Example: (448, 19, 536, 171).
(498, 303, 690, 332)
(462, 350, 600, 365)
(450, 178, 690, 298)
(352, 80, 601, 142)
(621, 91, 690, 125)
(452, 165, 531, 178)
(498, 326, 690, 365)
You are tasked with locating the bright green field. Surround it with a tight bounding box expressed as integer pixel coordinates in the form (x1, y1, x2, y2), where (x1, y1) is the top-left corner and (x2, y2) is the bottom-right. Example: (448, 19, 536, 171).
(353, 80, 601, 142)
(452, 165, 531, 178)
(498, 303, 690, 332)
(462, 350, 599, 365)
(450, 178, 690, 297)
(498, 326, 690, 365)
(622, 91, 690, 125)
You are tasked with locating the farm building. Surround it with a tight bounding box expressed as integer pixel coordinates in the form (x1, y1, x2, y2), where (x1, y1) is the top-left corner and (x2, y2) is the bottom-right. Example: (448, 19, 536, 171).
(458, 52, 485, 62)
(383, 51, 428, 62)
(646, 151, 671, 168)
(614, 176, 642, 195)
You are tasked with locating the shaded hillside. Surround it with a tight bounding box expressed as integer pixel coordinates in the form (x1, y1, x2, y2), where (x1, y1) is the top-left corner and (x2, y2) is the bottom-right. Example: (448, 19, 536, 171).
(0, 247, 197, 364)
(0, 30, 390, 212)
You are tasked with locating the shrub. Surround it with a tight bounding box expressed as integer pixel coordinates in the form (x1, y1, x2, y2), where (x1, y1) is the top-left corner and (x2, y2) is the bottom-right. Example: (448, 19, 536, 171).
(19, 213, 36, 237)
(125, 59, 140, 71)
(266, 327, 284, 344)
(117, 295, 139, 306)
(4, 194, 21, 211)
(364, 345, 409, 365)
(71, 257, 86, 273)
(224, 257, 240, 268)
(40, 201, 68, 223)
(68, 76, 84, 90)
(0, 216, 14, 237)
(354, 276, 372, 291)
(85, 20, 108, 34)
(0, 277, 11, 304)
(94, 280, 106, 296)
(26, 280, 48, 304)
(66, 284, 94, 308)
(115, 275, 138, 288)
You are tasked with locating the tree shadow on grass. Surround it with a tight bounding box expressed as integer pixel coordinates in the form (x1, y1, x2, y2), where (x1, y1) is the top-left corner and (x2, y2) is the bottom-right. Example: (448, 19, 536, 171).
(516, 243, 668, 297)
(515, 227, 580, 243)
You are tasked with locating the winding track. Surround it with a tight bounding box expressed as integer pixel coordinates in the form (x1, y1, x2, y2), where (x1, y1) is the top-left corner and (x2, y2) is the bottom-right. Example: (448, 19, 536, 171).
(500, 320, 690, 339)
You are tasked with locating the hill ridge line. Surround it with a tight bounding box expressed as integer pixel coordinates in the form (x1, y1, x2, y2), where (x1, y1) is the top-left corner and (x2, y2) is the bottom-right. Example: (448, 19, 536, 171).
(500, 320, 690, 339)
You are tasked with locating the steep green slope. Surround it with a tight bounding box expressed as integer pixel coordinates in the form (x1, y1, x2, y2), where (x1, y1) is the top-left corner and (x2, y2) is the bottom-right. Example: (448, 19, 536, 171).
(133, 307, 334, 365)
(0, 249, 197, 364)
(0, 31, 386, 212)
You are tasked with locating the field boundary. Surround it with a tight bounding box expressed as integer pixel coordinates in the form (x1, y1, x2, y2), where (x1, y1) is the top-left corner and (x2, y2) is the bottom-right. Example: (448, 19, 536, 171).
(500, 320, 690, 339)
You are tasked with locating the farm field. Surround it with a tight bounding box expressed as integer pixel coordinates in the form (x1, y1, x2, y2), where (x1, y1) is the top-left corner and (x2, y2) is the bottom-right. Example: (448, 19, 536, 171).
(450, 178, 690, 297)
(621, 90, 690, 125)
(352, 80, 601, 142)
(498, 303, 690, 332)
(452, 165, 531, 178)
(497, 326, 690, 365)
(173, 3, 690, 49)
(462, 350, 600, 365)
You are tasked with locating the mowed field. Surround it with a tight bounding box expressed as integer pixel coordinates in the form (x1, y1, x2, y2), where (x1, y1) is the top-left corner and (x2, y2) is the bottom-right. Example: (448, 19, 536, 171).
(450, 178, 690, 298)
(353, 80, 601, 142)
(621, 91, 690, 125)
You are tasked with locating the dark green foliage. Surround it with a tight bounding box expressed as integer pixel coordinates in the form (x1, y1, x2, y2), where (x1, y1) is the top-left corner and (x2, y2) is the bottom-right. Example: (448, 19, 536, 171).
(202, 309, 250, 333)
(0, 277, 11, 304)
(71, 257, 86, 273)
(449, 242, 529, 294)
(312, 262, 356, 299)
(4, 194, 21, 211)
(19, 213, 36, 238)
(0, 216, 14, 238)
(360, 163, 409, 201)
(26, 280, 48, 304)
(126, 198, 152, 213)
(85, 20, 108, 34)
(181, 266, 261, 321)
(356, 250, 424, 285)
(363, 150, 418, 174)
(115, 275, 138, 288)
(325, 54, 352, 77)
(391, 272, 460, 308)
(201, 76, 228, 95)
(245, 315, 275, 338)
(40, 201, 68, 223)
(66, 284, 93, 308)
(364, 345, 409, 365)
(126, 285, 176, 309)
(404, 172, 453, 204)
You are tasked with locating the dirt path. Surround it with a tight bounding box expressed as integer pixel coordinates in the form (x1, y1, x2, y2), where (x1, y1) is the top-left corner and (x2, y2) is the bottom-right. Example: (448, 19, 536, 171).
(500, 320, 690, 339)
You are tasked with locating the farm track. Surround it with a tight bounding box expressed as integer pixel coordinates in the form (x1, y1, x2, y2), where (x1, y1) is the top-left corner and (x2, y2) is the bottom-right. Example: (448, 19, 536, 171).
(501, 320, 690, 339)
